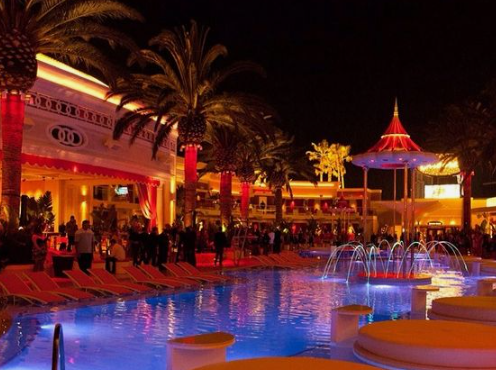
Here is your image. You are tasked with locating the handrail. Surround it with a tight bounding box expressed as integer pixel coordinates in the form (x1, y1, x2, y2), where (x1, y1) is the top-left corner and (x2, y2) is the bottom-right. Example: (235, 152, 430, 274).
(52, 323, 66, 370)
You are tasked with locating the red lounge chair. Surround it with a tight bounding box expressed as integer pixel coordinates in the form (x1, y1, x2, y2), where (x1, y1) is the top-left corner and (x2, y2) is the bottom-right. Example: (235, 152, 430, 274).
(176, 262, 231, 282)
(64, 270, 134, 295)
(139, 265, 202, 287)
(88, 269, 153, 293)
(24, 271, 94, 300)
(162, 263, 222, 283)
(281, 252, 318, 265)
(269, 254, 303, 267)
(0, 274, 66, 305)
(253, 256, 291, 269)
(123, 266, 189, 289)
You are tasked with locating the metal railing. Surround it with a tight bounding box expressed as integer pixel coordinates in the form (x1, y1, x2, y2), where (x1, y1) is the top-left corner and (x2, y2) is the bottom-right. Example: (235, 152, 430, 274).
(52, 323, 65, 370)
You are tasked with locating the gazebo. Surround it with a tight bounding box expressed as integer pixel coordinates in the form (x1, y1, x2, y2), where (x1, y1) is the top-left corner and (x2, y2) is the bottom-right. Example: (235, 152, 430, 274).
(352, 99, 437, 242)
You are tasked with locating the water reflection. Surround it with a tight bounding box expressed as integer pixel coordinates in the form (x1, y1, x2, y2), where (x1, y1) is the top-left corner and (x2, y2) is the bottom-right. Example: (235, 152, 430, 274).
(2, 268, 476, 370)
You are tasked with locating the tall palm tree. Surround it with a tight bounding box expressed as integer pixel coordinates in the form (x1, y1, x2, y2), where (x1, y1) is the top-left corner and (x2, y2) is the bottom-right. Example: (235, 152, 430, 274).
(0, 0, 142, 230)
(428, 99, 490, 231)
(259, 133, 315, 225)
(109, 21, 274, 227)
(236, 141, 259, 223)
(201, 126, 242, 227)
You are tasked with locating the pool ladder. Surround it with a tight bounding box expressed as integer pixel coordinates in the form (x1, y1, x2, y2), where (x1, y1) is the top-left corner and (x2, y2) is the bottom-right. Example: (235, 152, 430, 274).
(52, 323, 66, 370)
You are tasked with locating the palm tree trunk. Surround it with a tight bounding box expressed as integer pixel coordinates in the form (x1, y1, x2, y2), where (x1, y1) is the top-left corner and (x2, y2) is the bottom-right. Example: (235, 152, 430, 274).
(274, 186, 283, 225)
(220, 171, 233, 227)
(183, 145, 198, 227)
(462, 170, 472, 232)
(241, 181, 250, 222)
(1, 92, 26, 231)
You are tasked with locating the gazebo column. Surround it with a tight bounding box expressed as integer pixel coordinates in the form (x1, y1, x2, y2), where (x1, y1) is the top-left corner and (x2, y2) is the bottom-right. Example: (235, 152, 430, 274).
(403, 162, 408, 243)
(393, 169, 397, 238)
(411, 168, 416, 240)
(363, 167, 368, 244)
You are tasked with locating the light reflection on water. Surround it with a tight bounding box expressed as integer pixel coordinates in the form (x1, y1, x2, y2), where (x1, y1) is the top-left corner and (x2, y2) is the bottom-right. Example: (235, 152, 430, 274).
(2, 268, 476, 370)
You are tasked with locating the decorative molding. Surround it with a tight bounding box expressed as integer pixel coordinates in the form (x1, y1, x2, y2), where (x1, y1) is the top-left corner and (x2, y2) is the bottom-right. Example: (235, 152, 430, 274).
(47, 124, 88, 149)
(28, 92, 176, 153)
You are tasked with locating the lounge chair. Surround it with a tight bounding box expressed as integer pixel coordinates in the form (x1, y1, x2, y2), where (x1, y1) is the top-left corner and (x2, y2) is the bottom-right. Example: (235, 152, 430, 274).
(176, 262, 231, 282)
(0, 274, 66, 305)
(123, 266, 190, 289)
(253, 255, 292, 268)
(24, 271, 95, 300)
(270, 254, 305, 267)
(140, 265, 203, 286)
(281, 252, 318, 265)
(64, 270, 134, 295)
(88, 269, 154, 293)
(162, 263, 223, 283)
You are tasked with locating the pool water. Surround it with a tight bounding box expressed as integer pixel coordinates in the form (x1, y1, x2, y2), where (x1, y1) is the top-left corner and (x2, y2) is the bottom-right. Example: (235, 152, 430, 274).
(1, 268, 475, 370)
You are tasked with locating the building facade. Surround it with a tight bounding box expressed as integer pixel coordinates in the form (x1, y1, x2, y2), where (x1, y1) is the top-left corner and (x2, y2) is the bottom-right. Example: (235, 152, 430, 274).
(3, 55, 177, 230)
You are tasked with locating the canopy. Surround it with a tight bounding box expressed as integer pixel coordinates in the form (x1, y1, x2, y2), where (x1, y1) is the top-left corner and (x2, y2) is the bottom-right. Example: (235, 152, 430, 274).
(352, 100, 437, 169)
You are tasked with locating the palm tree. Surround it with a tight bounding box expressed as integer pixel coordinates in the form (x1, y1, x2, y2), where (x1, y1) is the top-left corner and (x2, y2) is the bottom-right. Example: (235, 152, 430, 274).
(428, 99, 490, 231)
(259, 133, 315, 225)
(306, 140, 332, 182)
(330, 143, 352, 188)
(201, 126, 242, 227)
(0, 0, 142, 230)
(236, 141, 259, 223)
(109, 21, 274, 227)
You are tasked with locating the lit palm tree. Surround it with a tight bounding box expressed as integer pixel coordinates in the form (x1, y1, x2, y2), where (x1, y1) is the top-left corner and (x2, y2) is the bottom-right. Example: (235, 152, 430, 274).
(236, 141, 260, 222)
(109, 21, 274, 227)
(259, 133, 315, 225)
(201, 126, 242, 227)
(0, 0, 142, 229)
(306, 140, 332, 182)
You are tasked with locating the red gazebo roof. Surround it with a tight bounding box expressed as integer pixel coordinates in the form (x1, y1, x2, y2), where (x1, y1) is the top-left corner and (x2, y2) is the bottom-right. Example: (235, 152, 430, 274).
(352, 99, 437, 169)
(366, 101, 422, 153)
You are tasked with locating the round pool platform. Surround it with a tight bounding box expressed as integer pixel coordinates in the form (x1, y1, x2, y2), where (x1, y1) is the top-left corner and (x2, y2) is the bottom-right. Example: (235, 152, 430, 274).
(429, 296, 496, 325)
(354, 320, 496, 370)
(357, 273, 432, 285)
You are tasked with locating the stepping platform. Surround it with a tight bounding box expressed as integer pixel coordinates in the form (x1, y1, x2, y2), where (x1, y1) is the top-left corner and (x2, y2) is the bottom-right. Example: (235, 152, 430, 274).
(194, 357, 382, 370)
(330, 305, 373, 344)
(411, 285, 439, 315)
(166, 332, 235, 370)
(477, 278, 496, 296)
(429, 296, 496, 325)
(354, 320, 496, 370)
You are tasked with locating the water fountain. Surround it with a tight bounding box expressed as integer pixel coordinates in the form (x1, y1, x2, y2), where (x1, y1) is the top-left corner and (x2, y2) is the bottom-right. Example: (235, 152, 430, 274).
(322, 240, 468, 284)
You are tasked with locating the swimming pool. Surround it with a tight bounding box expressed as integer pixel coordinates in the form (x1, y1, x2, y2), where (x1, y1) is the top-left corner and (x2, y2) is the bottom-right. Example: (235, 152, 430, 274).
(0, 268, 475, 370)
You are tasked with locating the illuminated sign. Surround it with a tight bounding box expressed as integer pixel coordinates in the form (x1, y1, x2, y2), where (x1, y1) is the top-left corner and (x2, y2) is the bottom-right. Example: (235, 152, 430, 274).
(424, 184, 460, 199)
(114, 186, 129, 196)
(428, 221, 443, 226)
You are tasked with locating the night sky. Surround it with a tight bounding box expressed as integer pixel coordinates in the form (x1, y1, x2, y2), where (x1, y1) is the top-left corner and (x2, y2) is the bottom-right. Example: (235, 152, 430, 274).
(119, 0, 496, 198)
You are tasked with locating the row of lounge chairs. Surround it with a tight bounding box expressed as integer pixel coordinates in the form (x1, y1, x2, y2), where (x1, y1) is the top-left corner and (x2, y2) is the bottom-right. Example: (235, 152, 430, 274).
(253, 253, 318, 268)
(0, 262, 231, 305)
(0, 253, 316, 305)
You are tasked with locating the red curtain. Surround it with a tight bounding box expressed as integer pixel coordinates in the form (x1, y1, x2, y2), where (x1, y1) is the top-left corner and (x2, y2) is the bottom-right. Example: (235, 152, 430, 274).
(136, 183, 157, 231)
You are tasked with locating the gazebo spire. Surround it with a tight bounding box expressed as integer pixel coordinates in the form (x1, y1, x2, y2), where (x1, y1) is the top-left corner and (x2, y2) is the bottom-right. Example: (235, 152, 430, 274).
(393, 97, 399, 117)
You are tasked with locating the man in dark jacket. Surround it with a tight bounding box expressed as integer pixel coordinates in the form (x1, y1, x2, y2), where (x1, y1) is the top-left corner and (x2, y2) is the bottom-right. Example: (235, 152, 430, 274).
(214, 226, 228, 267)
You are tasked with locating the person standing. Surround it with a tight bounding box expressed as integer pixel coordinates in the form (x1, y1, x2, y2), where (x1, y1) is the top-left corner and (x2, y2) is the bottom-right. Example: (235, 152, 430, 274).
(105, 239, 126, 274)
(65, 215, 78, 252)
(158, 226, 170, 269)
(273, 227, 282, 254)
(32, 222, 48, 272)
(183, 226, 197, 266)
(268, 229, 275, 254)
(214, 226, 228, 267)
(146, 227, 160, 266)
(129, 223, 142, 267)
(75, 220, 95, 274)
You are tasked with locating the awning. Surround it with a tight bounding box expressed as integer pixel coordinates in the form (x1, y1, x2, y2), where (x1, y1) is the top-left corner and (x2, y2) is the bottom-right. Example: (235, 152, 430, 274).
(0, 151, 160, 186)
